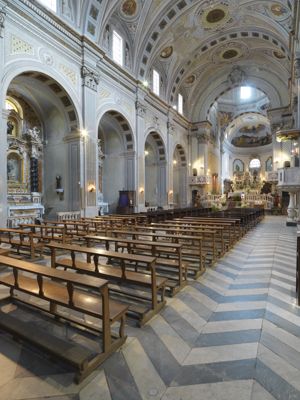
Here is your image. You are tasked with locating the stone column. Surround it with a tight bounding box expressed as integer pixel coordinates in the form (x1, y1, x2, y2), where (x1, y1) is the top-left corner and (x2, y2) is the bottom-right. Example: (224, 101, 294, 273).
(135, 95, 147, 212)
(167, 119, 175, 208)
(0, 7, 7, 226)
(287, 191, 297, 225)
(0, 109, 9, 227)
(81, 64, 99, 217)
(64, 132, 82, 212)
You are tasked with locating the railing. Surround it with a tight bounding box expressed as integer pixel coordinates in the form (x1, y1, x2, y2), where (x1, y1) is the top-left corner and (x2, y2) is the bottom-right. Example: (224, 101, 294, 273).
(188, 176, 209, 185)
(57, 211, 81, 221)
(277, 167, 300, 187)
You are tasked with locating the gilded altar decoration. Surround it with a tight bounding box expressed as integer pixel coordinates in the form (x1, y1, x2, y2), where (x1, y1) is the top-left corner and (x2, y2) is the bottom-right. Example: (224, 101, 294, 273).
(121, 0, 137, 16)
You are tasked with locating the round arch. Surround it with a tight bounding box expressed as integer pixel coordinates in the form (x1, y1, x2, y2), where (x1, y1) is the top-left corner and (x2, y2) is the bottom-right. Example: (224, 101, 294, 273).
(1, 63, 82, 128)
(97, 110, 135, 213)
(144, 131, 167, 208)
(4, 69, 82, 220)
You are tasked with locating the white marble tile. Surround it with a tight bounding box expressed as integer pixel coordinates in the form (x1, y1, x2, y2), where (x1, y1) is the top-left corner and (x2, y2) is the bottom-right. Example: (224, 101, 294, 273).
(79, 370, 111, 400)
(266, 303, 300, 326)
(150, 315, 191, 364)
(258, 344, 300, 391)
(183, 342, 258, 365)
(216, 301, 266, 312)
(250, 381, 276, 400)
(185, 286, 218, 311)
(170, 298, 206, 331)
(201, 319, 263, 334)
(224, 288, 269, 296)
(122, 338, 166, 400)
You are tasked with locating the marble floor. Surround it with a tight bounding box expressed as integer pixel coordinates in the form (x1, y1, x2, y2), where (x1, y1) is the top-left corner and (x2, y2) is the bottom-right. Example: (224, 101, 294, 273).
(0, 216, 299, 400)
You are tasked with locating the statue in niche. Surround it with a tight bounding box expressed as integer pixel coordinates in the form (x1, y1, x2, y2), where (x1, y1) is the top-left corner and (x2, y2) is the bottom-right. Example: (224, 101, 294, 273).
(7, 158, 19, 181)
(104, 26, 110, 48)
(98, 139, 105, 193)
(7, 120, 14, 135)
(56, 175, 62, 190)
(125, 45, 130, 67)
(227, 66, 245, 86)
(62, 0, 73, 19)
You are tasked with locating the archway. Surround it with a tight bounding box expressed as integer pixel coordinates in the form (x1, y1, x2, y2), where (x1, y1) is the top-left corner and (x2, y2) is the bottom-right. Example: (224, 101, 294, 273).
(144, 132, 167, 208)
(98, 111, 135, 213)
(173, 144, 187, 207)
(5, 71, 80, 224)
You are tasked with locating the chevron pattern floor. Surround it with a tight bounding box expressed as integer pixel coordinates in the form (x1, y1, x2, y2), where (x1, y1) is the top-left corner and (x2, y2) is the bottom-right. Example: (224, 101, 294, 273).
(0, 216, 299, 400)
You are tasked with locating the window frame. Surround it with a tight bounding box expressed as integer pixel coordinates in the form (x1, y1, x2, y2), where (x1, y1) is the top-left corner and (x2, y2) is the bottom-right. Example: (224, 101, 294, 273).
(38, 0, 57, 12)
(112, 30, 124, 67)
(152, 69, 160, 96)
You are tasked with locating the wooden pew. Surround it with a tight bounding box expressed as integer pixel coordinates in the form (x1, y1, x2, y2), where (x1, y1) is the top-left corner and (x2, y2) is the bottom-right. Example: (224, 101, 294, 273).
(43, 220, 90, 239)
(149, 222, 225, 258)
(0, 255, 127, 383)
(182, 217, 241, 241)
(0, 228, 44, 260)
(84, 234, 187, 292)
(45, 242, 168, 325)
(114, 225, 218, 265)
(110, 230, 205, 278)
(19, 223, 71, 244)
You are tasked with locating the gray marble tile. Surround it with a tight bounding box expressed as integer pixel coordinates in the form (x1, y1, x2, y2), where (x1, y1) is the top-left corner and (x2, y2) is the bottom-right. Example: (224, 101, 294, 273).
(255, 359, 300, 400)
(170, 359, 256, 386)
(195, 330, 261, 348)
(104, 352, 142, 400)
(264, 311, 300, 338)
(209, 309, 265, 321)
(161, 306, 200, 347)
(137, 325, 181, 386)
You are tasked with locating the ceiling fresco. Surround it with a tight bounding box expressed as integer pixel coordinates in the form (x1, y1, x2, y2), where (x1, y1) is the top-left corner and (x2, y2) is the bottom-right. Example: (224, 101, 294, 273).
(57, 0, 294, 119)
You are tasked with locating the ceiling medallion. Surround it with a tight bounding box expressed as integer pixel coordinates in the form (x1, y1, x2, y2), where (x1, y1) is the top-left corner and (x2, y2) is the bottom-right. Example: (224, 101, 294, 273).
(270, 3, 288, 17)
(121, 0, 137, 17)
(184, 75, 196, 85)
(201, 3, 230, 30)
(160, 46, 173, 59)
(273, 50, 285, 59)
(222, 49, 239, 60)
(206, 8, 226, 23)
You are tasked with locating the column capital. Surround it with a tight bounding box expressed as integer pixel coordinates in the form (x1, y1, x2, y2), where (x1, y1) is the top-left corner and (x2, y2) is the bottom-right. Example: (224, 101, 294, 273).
(135, 101, 146, 118)
(294, 57, 300, 80)
(81, 65, 100, 91)
(0, 6, 6, 39)
(2, 109, 10, 120)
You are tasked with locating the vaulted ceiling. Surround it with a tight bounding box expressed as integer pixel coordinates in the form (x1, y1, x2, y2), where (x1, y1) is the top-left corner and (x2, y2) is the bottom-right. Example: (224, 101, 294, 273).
(56, 0, 294, 120)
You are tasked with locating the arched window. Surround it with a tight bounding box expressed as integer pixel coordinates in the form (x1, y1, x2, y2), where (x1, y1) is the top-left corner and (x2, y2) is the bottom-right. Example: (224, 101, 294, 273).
(112, 30, 123, 66)
(249, 158, 261, 169)
(38, 0, 57, 12)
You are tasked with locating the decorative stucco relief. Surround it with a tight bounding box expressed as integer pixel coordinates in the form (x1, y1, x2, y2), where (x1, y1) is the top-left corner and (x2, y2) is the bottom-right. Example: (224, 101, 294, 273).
(10, 35, 34, 55)
(59, 63, 77, 86)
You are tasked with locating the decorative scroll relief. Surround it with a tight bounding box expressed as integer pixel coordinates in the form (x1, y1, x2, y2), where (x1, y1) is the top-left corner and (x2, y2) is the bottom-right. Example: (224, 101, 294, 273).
(10, 35, 34, 55)
(99, 87, 111, 98)
(59, 64, 77, 86)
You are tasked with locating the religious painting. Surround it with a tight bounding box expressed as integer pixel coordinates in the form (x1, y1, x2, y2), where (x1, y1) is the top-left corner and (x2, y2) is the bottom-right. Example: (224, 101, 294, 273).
(270, 4, 288, 16)
(231, 124, 272, 148)
(185, 75, 195, 85)
(265, 156, 273, 172)
(7, 154, 22, 182)
(233, 159, 244, 173)
(121, 0, 137, 16)
(160, 46, 173, 59)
